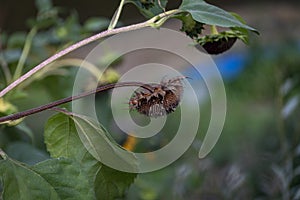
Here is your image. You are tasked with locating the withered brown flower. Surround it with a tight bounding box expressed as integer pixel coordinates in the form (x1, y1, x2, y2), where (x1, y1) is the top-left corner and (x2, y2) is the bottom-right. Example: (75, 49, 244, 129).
(129, 77, 185, 117)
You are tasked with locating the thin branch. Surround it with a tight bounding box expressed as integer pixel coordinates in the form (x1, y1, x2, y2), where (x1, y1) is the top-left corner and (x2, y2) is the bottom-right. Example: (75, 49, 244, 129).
(0, 20, 153, 98)
(50, 107, 74, 116)
(0, 148, 7, 160)
(108, 0, 126, 30)
(0, 9, 182, 98)
(0, 81, 153, 123)
(158, 0, 166, 12)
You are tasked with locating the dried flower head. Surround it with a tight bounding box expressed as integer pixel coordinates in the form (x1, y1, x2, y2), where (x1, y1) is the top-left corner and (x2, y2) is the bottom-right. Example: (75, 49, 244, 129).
(196, 29, 248, 54)
(129, 77, 186, 117)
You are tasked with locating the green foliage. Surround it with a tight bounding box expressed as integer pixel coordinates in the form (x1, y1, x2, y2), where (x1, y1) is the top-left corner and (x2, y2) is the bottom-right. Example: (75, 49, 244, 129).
(0, 98, 18, 117)
(44, 112, 101, 181)
(179, 13, 204, 39)
(195, 29, 247, 54)
(95, 165, 136, 199)
(0, 157, 60, 200)
(176, 0, 256, 54)
(5, 141, 49, 165)
(197, 30, 248, 45)
(261, 42, 300, 199)
(71, 114, 138, 172)
(0, 0, 257, 199)
(44, 113, 137, 199)
(126, 0, 168, 18)
(84, 17, 111, 32)
(35, 0, 53, 13)
(179, 0, 256, 31)
(0, 156, 94, 200)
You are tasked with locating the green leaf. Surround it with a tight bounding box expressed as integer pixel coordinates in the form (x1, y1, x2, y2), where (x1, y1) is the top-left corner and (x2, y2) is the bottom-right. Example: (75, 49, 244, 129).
(0, 155, 94, 200)
(95, 165, 136, 200)
(45, 113, 101, 180)
(83, 17, 110, 32)
(45, 113, 84, 159)
(71, 114, 139, 172)
(5, 142, 49, 165)
(7, 32, 26, 48)
(0, 158, 60, 200)
(15, 122, 35, 143)
(179, 0, 257, 32)
(32, 158, 94, 200)
(29, 0, 58, 29)
(3, 49, 22, 63)
(45, 113, 138, 199)
(27, 16, 58, 29)
(35, 0, 52, 12)
(0, 98, 18, 116)
(126, 0, 168, 18)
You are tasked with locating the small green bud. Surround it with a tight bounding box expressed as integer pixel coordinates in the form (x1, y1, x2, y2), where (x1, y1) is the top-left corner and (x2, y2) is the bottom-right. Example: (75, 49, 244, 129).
(180, 14, 204, 39)
(140, 0, 155, 9)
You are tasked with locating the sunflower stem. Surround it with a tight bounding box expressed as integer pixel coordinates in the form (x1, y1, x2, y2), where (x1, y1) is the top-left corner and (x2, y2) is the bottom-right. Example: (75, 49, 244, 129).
(210, 25, 219, 35)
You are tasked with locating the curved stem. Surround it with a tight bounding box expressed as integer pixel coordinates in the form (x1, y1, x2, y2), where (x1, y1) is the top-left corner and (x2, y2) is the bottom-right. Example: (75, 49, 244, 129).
(149, 9, 182, 28)
(0, 20, 152, 98)
(158, 0, 165, 12)
(108, 0, 126, 30)
(0, 9, 182, 98)
(0, 81, 153, 123)
(0, 148, 7, 160)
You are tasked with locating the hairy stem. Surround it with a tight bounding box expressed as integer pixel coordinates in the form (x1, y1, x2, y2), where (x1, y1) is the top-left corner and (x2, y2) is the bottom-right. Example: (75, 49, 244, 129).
(0, 81, 153, 123)
(0, 20, 152, 98)
(0, 9, 182, 98)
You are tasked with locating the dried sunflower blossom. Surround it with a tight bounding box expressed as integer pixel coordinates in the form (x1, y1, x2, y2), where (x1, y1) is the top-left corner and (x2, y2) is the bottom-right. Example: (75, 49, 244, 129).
(129, 77, 186, 117)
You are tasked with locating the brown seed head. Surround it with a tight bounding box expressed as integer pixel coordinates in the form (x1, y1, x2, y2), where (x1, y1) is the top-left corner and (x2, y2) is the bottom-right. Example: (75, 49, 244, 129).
(129, 77, 185, 117)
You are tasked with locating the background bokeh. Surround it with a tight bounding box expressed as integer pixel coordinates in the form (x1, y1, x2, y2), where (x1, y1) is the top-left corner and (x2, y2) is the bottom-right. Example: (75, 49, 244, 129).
(0, 0, 300, 199)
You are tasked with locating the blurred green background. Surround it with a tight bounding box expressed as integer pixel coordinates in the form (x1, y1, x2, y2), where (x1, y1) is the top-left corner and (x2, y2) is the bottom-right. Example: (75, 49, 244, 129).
(0, 0, 300, 199)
